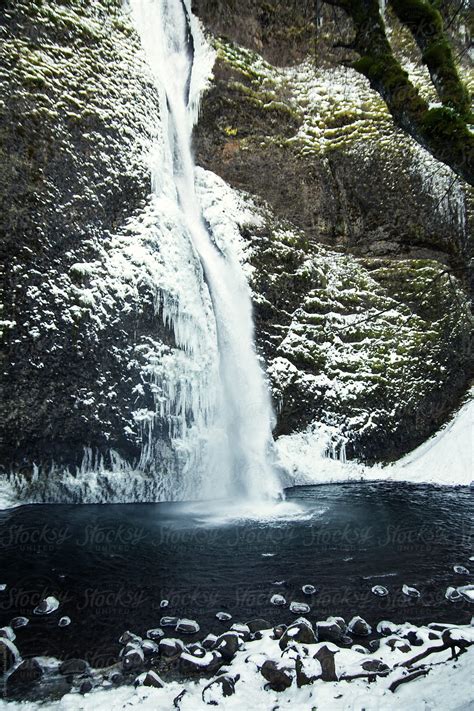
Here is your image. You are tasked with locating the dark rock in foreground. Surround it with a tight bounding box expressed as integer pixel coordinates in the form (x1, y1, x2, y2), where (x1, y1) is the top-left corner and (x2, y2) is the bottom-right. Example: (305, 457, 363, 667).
(202, 674, 240, 704)
(260, 660, 293, 691)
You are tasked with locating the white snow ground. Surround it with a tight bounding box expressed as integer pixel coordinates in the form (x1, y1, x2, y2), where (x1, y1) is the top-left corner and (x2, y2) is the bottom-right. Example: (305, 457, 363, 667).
(277, 393, 474, 488)
(1, 624, 473, 711)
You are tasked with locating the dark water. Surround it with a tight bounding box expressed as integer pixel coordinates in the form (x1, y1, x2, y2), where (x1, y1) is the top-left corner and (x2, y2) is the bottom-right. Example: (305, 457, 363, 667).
(0, 483, 472, 668)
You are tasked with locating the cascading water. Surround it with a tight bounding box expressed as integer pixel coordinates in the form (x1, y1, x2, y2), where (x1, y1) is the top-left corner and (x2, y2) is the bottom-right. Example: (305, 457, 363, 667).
(130, 0, 282, 501)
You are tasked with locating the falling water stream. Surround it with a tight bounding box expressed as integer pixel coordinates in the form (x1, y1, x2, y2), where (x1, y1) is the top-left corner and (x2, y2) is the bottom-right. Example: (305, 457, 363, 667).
(130, 0, 282, 501)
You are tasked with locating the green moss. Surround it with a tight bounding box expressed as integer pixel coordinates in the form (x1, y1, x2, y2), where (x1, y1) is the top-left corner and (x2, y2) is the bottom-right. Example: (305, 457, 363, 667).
(227, 81, 275, 105)
(390, 0, 444, 34)
(23, 74, 48, 89)
(420, 106, 474, 149)
(356, 53, 406, 90)
(422, 39, 471, 114)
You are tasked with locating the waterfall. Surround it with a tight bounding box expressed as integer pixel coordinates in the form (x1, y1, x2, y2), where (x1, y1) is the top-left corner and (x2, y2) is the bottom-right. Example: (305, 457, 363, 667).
(130, 0, 282, 500)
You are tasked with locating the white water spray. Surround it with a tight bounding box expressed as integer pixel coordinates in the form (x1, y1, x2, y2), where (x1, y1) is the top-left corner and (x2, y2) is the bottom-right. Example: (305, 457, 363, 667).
(130, 0, 282, 500)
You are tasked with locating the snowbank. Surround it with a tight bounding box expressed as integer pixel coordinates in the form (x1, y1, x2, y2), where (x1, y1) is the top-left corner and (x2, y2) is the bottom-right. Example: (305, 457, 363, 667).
(277, 394, 473, 488)
(1, 624, 473, 711)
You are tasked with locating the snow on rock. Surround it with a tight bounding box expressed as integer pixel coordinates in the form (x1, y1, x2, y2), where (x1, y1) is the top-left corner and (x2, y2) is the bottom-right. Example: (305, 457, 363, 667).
(270, 594, 286, 607)
(216, 612, 232, 622)
(289, 602, 311, 615)
(458, 585, 474, 603)
(0, 623, 472, 710)
(33, 597, 60, 615)
(176, 619, 200, 635)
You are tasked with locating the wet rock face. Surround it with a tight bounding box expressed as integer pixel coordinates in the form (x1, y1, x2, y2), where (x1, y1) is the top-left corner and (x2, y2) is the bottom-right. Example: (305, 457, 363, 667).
(193, 29, 473, 462)
(196, 64, 463, 263)
(0, 0, 166, 473)
(194, 47, 467, 263)
(192, 0, 317, 66)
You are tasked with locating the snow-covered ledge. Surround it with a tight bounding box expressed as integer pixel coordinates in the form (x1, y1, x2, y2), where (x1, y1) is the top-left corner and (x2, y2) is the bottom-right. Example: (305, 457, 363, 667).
(277, 393, 473, 488)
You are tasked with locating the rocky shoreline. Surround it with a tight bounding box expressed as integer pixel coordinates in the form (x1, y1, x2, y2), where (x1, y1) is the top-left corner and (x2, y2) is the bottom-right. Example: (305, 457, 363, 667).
(2, 605, 474, 707)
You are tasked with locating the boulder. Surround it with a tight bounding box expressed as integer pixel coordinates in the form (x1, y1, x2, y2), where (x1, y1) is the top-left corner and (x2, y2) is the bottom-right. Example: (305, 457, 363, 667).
(376, 620, 398, 636)
(347, 616, 372, 636)
(385, 638, 411, 653)
(246, 618, 270, 633)
(314, 645, 338, 681)
(136, 670, 165, 688)
(176, 619, 200, 635)
(213, 632, 242, 662)
(338, 635, 354, 648)
(279, 618, 317, 650)
(202, 634, 218, 650)
(458, 585, 474, 602)
(110, 670, 124, 686)
(59, 658, 89, 676)
(270, 594, 286, 607)
(185, 643, 206, 657)
(143, 670, 165, 688)
(33, 596, 59, 615)
(361, 659, 390, 673)
(160, 616, 179, 627)
(109, 668, 124, 686)
(159, 638, 184, 658)
(10, 617, 29, 630)
(79, 677, 94, 694)
(295, 655, 321, 687)
(180, 650, 223, 675)
(352, 645, 369, 654)
(445, 586, 462, 602)
(401, 629, 424, 647)
(122, 647, 145, 672)
(121, 641, 142, 657)
(141, 639, 160, 656)
(230, 623, 251, 641)
(260, 660, 293, 691)
(6, 658, 43, 693)
(272, 624, 287, 640)
(289, 601, 310, 615)
(119, 630, 142, 646)
(215, 612, 232, 622)
(147, 628, 164, 641)
(0, 637, 20, 675)
(202, 674, 240, 704)
(0, 627, 15, 641)
(317, 619, 344, 643)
